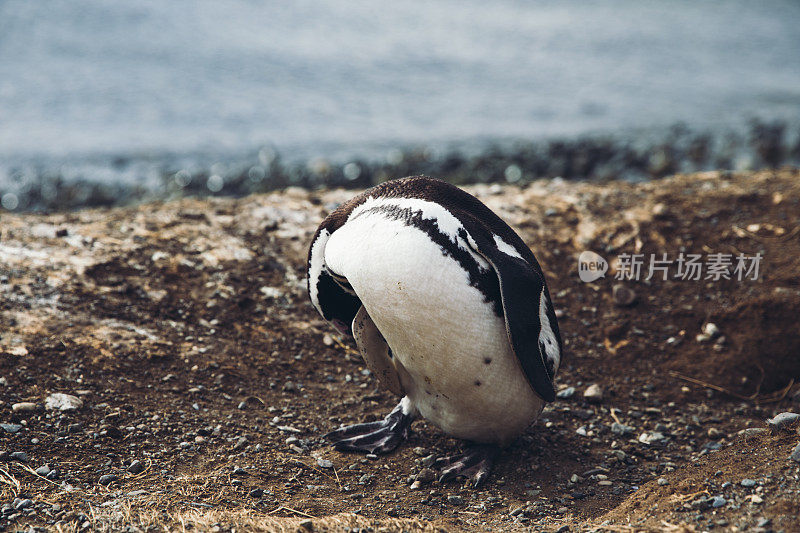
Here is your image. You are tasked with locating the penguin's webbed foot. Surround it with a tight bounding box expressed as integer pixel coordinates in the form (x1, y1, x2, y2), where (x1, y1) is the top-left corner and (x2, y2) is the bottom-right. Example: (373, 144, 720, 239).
(435, 443, 498, 487)
(325, 401, 413, 455)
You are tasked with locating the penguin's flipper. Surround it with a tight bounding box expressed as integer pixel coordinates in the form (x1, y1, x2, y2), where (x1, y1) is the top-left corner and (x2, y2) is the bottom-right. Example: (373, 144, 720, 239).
(465, 230, 558, 402)
(352, 306, 404, 396)
(324, 398, 417, 455)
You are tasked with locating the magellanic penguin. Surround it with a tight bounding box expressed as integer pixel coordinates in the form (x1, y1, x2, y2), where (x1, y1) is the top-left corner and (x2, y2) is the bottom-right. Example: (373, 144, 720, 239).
(307, 175, 562, 485)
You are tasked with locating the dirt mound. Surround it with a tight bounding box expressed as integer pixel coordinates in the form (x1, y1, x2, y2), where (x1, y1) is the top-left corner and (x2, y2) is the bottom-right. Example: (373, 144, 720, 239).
(670, 293, 800, 397)
(2, 169, 800, 532)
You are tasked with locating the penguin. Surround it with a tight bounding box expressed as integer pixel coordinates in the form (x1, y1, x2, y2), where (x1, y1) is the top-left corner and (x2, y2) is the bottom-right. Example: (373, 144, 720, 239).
(307, 175, 562, 485)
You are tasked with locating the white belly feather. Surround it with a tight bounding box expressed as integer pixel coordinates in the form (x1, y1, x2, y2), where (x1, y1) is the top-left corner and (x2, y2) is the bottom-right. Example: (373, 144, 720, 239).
(324, 212, 544, 444)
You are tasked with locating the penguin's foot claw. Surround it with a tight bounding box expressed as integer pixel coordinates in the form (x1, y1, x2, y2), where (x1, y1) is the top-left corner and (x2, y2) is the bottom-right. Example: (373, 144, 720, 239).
(325, 402, 412, 455)
(435, 444, 498, 487)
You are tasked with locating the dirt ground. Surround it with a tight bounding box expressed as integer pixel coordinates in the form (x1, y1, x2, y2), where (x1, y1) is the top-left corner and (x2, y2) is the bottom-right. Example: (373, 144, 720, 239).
(1, 169, 800, 532)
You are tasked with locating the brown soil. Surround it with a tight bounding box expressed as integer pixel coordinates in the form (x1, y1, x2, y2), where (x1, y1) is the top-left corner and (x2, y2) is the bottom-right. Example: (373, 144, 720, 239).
(1, 169, 800, 532)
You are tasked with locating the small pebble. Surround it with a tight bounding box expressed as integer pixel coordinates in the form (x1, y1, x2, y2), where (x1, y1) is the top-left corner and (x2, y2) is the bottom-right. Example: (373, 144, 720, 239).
(741, 478, 757, 488)
(316, 459, 333, 469)
(711, 496, 726, 508)
(611, 422, 635, 436)
(767, 412, 800, 432)
(447, 495, 464, 505)
(98, 474, 118, 485)
(10, 452, 29, 462)
(657, 477, 669, 486)
(638, 431, 667, 446)
(412, 447, 428, 456)
(35, 465, 51, 476)
(612, 284, 636, 306)
(127, 460, 145, 474)
(556, 386, 575, 399)
(248, 488, 263, 498)
(11, 402, 37, 413)
(702, 323, 721, 338)
(789, 442, 800, 464)
(14, 499, 33, 510)
(0, 424, 22, 434)
(415, 468, 436, 483)
(44, 393, 83, 411)
(583, 384, 603, 403)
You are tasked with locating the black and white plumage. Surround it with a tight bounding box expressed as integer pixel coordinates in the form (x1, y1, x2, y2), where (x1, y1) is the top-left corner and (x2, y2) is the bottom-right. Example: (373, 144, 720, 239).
(307, 175, 562, 485)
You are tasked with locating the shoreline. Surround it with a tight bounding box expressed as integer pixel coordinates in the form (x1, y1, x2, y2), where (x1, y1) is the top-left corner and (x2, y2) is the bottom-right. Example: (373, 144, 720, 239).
(2, 119, 799, 212)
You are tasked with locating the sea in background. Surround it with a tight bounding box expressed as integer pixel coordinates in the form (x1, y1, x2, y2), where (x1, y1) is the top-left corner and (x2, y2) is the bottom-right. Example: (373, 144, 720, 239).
(1, 0, 799, 210)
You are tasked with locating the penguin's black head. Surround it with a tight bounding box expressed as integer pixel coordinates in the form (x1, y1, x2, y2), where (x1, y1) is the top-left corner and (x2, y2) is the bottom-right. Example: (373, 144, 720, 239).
(307, 214, 363, 338)
(313, 269, 361, 337)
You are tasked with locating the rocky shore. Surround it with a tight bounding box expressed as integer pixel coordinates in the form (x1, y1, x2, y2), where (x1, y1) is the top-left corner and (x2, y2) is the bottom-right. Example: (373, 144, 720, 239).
(1, 169, 800, 531)
(2, 120, 799, 213)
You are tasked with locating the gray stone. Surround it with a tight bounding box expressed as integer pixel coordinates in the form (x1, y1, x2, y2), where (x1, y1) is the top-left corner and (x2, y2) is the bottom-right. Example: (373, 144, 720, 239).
(741, 478, 757, 488)
(789, 442, 800, 464)
(767, 412, 800, 432)
(316, 459, 333, 469)
(35, 465, 51, 476)
(14, 499, 33, 510)
(127, 460, 145, 475)
(556, 387, 576, 399)
(583, 384, 603, 403)
(447, 495, 464, 505)
(10, 451, 29, 462)
(415, 468, 436, 483)
(711, 496, 726, 508)
(99, 474, 118, 485)
(638, 431, 667, 446)
(0, 423, 22, 434)
(45, 393, 83, 411)
(657, 477, 669, 486)
(611, 422, 635, 436)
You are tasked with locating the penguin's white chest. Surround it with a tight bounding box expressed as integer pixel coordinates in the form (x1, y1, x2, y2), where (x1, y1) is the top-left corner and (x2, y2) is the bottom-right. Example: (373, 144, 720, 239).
(324, 212, 544, 444)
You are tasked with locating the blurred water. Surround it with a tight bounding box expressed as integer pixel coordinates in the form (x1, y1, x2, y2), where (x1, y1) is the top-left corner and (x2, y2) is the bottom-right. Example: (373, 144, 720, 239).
(0, 0, 799, 186)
